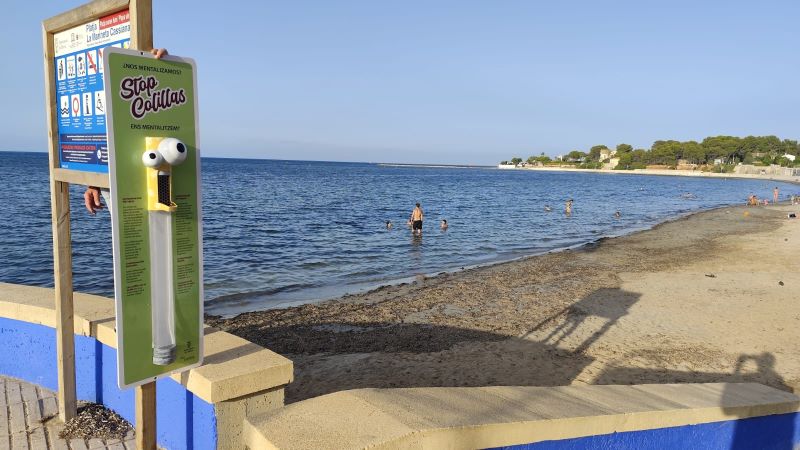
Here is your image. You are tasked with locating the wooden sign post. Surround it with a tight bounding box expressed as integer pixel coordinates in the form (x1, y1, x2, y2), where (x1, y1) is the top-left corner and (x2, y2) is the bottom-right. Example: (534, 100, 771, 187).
(42, 1, 153, 444)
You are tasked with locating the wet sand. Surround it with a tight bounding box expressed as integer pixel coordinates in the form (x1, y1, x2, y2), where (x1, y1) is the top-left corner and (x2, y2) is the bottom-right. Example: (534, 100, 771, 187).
(208, 204, 800, 404)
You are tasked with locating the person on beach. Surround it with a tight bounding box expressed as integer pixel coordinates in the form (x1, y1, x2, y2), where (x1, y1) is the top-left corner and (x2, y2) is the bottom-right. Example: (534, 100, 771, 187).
(386, 221, 393, 230)
(773, 187, 779, 204)
(410, 203, 424, 235)
(83, 48, 169, 214)
(440, 219, 448, 230)
(565, 199, 573, 215)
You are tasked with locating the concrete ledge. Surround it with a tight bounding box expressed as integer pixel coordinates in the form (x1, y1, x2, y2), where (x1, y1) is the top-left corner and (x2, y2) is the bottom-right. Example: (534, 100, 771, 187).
(0, 282, 294, 449)
(0, 282, 292, 404)
(244, 383, 800, 449)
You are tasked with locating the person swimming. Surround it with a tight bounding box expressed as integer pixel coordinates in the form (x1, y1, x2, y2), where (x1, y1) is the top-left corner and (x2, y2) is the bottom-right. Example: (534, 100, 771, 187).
(440, 219, 448, 230)
(386, 220, 393, 229)
(614, 211, 621, 218)
(544, 205, 552, 212)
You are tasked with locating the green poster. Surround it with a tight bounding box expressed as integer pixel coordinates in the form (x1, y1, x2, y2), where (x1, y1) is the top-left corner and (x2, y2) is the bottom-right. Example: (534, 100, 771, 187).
(104, 48, 203, 388)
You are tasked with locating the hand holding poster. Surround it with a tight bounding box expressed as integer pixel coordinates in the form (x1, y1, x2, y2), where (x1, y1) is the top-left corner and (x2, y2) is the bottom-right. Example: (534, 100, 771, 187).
(103, 48, 203, 388)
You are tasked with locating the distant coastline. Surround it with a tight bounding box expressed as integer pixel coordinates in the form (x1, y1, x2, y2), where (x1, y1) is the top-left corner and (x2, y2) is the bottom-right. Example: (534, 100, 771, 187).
(378, 163, 494, 169)
(499, 165, 800, 185)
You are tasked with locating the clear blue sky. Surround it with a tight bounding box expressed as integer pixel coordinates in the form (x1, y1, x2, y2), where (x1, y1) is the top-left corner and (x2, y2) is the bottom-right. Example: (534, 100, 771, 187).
(3, 1, 799, 165)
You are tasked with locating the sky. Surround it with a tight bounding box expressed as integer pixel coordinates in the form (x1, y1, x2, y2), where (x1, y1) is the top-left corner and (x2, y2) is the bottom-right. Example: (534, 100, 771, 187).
(2, 1, 799, 165)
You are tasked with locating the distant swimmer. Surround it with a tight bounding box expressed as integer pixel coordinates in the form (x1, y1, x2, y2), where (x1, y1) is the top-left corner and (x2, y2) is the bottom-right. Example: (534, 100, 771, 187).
(410, 202, 424, 235)
(386, 220, 393, 230)
(565, 199, 573, 215)
(614, 211, 621, 219)
(440, 219, 448, 230)
(681, 192, 696, 199)
(544, 205, 552, 212)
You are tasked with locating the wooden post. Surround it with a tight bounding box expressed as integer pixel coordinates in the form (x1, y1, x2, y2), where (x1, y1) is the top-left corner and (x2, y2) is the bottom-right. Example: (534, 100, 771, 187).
(42, 0, 154, 424)
(129, 3, 158, 447)
(52, 181, 77, 422)
(130, 0, 154, 50)
(42, 21, 77, 423)
(136, 382, 157, 450)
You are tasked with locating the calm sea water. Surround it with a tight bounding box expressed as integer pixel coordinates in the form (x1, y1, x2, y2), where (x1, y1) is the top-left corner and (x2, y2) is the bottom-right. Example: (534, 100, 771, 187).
(0, 151, 794, 315)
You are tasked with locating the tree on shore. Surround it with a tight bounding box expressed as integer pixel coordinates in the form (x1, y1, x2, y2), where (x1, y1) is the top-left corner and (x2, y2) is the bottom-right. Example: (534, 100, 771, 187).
(566, 150, 587, 162)
(501, 135, 800, 168)
(616, 143, 633, 154)
(588, 145, 608, 161)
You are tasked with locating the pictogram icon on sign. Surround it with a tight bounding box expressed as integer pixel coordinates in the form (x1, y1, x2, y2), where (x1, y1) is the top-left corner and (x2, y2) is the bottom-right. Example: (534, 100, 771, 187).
(60, 96, 69, 118)
(87, 50, 98, 75)
(71, 94, 81, 117)
(83, 92, 92, 116)
(77, 54, 86, 77)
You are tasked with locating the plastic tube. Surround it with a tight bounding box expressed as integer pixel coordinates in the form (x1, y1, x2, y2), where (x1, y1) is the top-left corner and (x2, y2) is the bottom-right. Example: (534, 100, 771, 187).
(149, 209, 176, 365)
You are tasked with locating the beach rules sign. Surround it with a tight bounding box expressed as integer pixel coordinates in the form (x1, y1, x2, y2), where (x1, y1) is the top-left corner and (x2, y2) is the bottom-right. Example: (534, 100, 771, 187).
(52, 10, 131, 174)
(104, 48, 203, 388)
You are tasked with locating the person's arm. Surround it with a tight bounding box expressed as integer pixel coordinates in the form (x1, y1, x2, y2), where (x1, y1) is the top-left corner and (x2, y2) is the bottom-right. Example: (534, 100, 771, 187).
(83, 48, 169, 214)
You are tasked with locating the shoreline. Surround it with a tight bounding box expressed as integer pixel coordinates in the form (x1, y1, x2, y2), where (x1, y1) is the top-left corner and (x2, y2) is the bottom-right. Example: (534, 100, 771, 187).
(504, 165, 800, 185)
(209, 203, 800, 403)
(206, 204, 724, 318)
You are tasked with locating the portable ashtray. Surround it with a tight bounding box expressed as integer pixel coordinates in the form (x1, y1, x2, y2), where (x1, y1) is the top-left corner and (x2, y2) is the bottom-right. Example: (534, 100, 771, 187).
(142, 136, 188, 365)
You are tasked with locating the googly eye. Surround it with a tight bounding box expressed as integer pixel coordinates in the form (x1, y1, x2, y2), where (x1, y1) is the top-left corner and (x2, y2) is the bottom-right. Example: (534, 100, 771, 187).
(158, 138, 188, 166)
(142, 150, 164, 168)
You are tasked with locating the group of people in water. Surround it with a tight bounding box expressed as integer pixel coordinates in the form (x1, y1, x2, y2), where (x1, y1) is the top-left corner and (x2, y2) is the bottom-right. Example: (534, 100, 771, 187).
(385, 203, 448, 234)
(389, 198, 625, 234)
(387, 186, 793, 235)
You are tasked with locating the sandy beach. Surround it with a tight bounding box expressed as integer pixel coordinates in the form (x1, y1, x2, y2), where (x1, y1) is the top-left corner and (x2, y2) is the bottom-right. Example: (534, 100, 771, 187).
(208, 204, 800, 404)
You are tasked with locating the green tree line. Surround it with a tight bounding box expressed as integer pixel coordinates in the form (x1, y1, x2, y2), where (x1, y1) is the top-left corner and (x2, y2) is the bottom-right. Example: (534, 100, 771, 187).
(504, 135, 800, 170)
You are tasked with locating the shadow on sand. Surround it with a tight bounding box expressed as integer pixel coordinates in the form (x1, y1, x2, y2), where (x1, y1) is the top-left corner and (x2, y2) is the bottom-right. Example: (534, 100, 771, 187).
(220, 286, 798, 447)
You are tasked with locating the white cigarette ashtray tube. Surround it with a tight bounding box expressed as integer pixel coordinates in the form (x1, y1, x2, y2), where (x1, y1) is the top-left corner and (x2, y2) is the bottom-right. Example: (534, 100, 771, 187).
(143, 137, 188, 365)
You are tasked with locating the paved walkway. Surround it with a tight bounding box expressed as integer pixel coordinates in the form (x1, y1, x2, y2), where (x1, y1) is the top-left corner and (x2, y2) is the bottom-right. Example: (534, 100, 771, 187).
(0, 376, 134, 450)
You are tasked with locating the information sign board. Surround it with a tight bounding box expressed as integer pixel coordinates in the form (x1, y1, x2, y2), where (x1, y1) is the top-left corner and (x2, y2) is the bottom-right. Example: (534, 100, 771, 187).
(54, 10, 131, 173)
(104, 47, 203, 388)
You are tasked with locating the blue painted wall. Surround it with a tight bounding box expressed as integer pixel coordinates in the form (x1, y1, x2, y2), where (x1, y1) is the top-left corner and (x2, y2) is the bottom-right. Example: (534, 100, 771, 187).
(0, 317, 216, 450)
(490, 412, 800, 450)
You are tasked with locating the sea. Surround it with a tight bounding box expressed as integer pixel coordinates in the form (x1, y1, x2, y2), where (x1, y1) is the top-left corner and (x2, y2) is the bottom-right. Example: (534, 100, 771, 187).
(1, 151, 795, 316)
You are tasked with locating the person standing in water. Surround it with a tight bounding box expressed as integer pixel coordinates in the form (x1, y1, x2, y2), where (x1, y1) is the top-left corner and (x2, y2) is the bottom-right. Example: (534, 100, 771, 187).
(440, 219, 448, 230)
(565, 199, 573, 215)
(411, 203, 424, 235)
(774, 187, 779, 204)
